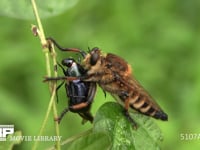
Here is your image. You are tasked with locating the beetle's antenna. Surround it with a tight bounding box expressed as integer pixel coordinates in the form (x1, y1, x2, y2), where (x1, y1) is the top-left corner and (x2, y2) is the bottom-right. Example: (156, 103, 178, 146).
(46, 37, 86, 57)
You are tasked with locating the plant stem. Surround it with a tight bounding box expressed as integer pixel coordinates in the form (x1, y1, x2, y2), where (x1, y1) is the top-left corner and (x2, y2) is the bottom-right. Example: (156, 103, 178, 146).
(49, 41, 61, 150)
(31, 0, 46, 46)
(31, 0, 60, 150)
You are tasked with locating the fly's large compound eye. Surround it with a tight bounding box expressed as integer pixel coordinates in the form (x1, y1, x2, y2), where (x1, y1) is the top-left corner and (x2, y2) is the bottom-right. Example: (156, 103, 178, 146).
(62, 58, 74, 68)
(90, 47, 99, 66)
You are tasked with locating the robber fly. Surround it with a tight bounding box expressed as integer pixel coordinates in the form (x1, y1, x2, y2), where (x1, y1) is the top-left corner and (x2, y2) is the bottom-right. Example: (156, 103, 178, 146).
(54, 57, 96, 124)
(45, 37, 168, 127)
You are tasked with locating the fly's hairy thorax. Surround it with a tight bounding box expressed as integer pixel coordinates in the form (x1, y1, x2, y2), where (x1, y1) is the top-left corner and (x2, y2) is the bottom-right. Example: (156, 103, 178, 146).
(82, 52, 133, 94)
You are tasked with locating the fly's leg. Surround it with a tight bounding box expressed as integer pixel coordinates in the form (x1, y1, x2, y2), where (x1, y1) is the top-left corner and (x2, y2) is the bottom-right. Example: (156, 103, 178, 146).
(124, 109, 137, 129)
(44, 76, 78, 82)
(46, 37, 86, 57)
(121, 91, 137, 129)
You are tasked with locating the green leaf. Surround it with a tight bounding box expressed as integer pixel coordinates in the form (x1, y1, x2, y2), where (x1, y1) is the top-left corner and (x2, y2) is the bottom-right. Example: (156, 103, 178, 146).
(0, 0, 79, 20)
(93, 102, 163, 150)
(51, 102, 163, 150)
(0, 131, 22, 150)
(60, 131, 111, 150)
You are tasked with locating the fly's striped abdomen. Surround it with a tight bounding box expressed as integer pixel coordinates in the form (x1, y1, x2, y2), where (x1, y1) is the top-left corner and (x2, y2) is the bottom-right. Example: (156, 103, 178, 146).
(129, 92, 168, 121)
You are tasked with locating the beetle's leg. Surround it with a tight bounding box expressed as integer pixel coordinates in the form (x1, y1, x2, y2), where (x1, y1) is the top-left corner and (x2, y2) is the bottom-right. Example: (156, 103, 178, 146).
(57, 62, 66, 75)
(54, 107, 69, 124)
(55, 81, 65, 103)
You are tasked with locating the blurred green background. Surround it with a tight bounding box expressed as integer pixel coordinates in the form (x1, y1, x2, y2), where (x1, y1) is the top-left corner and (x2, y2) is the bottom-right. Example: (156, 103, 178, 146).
(0, 0, 200, 149)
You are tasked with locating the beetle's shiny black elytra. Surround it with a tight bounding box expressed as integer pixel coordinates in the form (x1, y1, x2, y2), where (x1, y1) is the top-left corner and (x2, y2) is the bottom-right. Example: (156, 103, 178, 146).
(55, 58, 96, 124)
